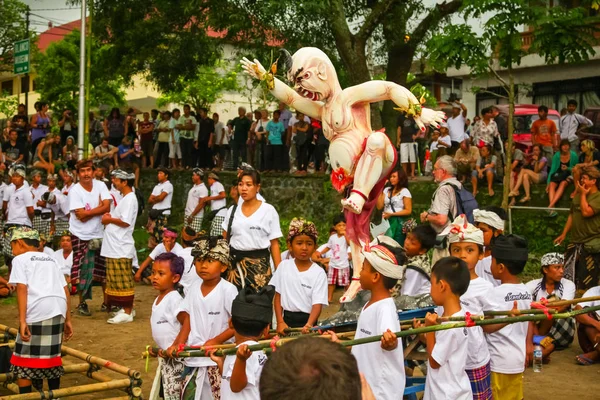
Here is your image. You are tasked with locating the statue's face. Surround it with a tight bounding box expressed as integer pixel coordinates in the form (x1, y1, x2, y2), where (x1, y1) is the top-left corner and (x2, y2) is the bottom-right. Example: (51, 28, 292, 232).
(288, 48, 338, 102)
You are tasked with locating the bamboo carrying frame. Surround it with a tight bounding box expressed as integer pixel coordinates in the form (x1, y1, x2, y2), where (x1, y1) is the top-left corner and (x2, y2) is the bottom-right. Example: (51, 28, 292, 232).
(0, 324, 142, 400)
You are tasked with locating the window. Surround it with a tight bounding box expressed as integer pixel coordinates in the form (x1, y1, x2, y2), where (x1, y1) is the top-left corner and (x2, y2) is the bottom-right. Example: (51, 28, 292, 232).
(1, 80, 14, 96)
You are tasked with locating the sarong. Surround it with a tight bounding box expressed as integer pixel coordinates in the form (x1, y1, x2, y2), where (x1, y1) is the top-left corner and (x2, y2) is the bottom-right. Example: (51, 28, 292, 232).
(105, 257, 135, 308)
(10, 315, 65, 380)
(181, 366, 221, 400)
(53, 219, 70, 239)
(71, 235, 106, 301)
(210, 215, 225, 237)
(185, 214, 204, 235)
(161, 358, 185, 400)
(564, 242, 600, 291)
(32, 214, 51, 238)
(227, 247, 271, 291)
(466, 362, 492, 400)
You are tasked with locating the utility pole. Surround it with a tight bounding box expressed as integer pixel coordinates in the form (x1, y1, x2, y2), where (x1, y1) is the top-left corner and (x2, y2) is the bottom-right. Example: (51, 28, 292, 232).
(77, 0, 87, 161)
(84, 0, 93, 158)
(25, 6, 30, 114)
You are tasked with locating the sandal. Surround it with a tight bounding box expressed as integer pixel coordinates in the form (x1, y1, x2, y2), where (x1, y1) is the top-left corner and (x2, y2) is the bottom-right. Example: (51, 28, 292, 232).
(576, 354, 597, 365)
(519, 197, 530, 203)
(508, 191, 519, 197)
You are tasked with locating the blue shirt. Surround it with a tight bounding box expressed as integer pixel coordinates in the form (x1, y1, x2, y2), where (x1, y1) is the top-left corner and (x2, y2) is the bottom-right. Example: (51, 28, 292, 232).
(118, 144, 132, 162)
(267, 120, 285, 145)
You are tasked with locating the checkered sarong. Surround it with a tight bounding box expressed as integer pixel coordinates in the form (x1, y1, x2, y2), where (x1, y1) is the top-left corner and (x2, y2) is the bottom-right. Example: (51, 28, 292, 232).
(11, 314, 65, 380)
(327, 267, 350, 286)
(105, 257, 135, 308)
(210, 215, 225, 237)
(185, 214, 203, 234)
(466, 362, 492, 400)
(53, 219, 70, 239)
(32, 213, 51, 238)
(548, 316, 576, 349)
(71, 235, 106, 300)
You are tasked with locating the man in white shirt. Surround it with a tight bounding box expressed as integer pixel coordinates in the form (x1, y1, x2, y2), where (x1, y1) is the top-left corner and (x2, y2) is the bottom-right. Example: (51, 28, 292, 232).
(559, 99, 593, 152)
(185, 168, 209, 233)
(147, 167, 174, 249)
(213, 112, 227, 171)
(205, 172, 226, 212)
(101, 170, 138, 324)
(447, 102, 468, 155)
(30, 170, 52, 238)
(69, 159, 112, 316)
(40, 174, 70, 241)
(2, 164, 34, 265)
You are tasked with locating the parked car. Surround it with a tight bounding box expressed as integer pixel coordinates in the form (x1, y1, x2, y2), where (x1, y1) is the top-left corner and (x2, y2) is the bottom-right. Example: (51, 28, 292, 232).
(495, 104, 561, 152)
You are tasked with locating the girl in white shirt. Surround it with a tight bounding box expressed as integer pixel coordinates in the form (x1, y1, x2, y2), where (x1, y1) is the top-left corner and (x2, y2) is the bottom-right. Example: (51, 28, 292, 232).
(270, 218, 328, 334)
(376, 168, 412, 246)
(222, 171, 282, 291)
(149, 252, 186, 400)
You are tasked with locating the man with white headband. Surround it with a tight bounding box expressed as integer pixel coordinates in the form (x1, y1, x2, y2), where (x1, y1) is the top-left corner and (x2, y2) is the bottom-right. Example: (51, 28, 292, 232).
(184, 168, 209, 233)
(473, 207, 506, 287)
(30, 170, 51, 239)
(101, 170, 138, 324)
(2, 164, 34, 268)
(341, 235, 407, 399)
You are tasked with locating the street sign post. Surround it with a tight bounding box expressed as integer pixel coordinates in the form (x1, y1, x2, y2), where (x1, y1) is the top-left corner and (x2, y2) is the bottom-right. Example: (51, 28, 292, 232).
(14, 39, 30, 75)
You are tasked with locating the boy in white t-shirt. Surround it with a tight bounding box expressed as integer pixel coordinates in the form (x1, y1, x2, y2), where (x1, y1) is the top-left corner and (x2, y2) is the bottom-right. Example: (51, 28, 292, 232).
(149, 252, 185, 400)
(446, 215, 493, 399)
(135, 227, 183, 283)
(8, 227, 73, 394)
(210, 285, 274, 400)
(415, 256, 472, 400)
(169, 237, 238, 400)
(483, 234, 533, 400)
(332, 235, 406, 400)
(394, 224, 436, 297)
(270, 218, 328, 333)
(314, 214, 350, 302)
(53, 233, 73, 285)
(474, 207, 506, 287)
(574, 285, 600, 365)
(178, 227, 202, 296)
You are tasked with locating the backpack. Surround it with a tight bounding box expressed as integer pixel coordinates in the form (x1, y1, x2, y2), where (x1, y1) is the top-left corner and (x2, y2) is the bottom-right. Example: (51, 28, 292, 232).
(134, 188, 145, 217)
(442, 182, 478, 224)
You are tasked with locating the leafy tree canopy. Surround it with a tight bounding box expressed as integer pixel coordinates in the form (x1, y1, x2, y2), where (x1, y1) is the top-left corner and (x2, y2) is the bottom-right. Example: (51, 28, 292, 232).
(0, 0, 29, 73)
(34, 30, 126, 115)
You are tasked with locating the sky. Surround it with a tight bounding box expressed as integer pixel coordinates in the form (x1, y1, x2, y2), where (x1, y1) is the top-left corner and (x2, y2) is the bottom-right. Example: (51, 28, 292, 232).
(23, 0, 82, 33)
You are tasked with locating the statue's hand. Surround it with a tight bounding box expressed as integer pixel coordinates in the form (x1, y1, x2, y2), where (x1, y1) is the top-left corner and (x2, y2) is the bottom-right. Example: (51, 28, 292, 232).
(415, 108, 446, 132)
(240, 57, 267, 81)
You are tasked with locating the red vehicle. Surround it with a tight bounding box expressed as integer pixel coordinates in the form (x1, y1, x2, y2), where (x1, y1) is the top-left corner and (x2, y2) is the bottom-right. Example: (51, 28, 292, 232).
(495, 104, 560, 152)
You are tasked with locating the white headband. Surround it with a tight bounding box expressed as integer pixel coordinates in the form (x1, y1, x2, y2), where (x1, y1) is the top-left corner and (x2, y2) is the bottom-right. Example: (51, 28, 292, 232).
(444, 215, 484, 245)
(362, 236, 404, 280)
(473, 209, 505, 231)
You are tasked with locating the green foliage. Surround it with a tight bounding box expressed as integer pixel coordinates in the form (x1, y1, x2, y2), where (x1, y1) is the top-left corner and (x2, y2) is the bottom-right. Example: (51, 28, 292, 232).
(0, 92, 19, 119)
(157, 62, 241, 112)
(0, 0, 28, 73)
(34, 31, 126, 115)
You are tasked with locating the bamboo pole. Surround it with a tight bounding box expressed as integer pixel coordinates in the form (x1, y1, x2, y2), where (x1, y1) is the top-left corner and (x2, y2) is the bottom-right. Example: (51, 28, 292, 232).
(0, 363, 90, 383)
(164, 304, 600, 358)
(61, 345, 141, 379)
(545, 296, 600, 308)
(0, 378, 138, 400)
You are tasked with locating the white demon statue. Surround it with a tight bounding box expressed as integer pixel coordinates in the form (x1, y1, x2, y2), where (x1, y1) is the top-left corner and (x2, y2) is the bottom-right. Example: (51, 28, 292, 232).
(241, 48, 445, 302)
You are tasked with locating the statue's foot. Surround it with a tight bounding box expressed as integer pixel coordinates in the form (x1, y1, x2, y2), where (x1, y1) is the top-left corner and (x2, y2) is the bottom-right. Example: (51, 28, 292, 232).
(340, 280, 362, 303)
(341, 193, 366, 214)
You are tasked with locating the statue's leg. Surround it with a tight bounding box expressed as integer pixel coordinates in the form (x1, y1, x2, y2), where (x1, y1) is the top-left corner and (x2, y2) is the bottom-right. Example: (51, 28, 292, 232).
(340, 240, 364, 303)
(341, 131, 395, 214)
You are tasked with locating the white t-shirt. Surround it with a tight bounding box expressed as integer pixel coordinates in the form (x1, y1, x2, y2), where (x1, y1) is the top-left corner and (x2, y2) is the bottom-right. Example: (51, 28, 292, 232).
(438, 135, 452, 148)
(430, 140, 439, 152)
(69, 180, 112, 240)
(4, 184, 33, 226)
(447, 114, 466, 143)
(382, 187, 411, 214)
(214, 121, 228, 145)
(210, 181, 227, 211)
(149, 242, 184, 260)
(484, 283, 532, 374)
(179, 279, 238, 367)
(151, 290, 184, 350)
(351, 298, 405, 400)
(48, 188, 69, 220)
(185, 183, 209, 217)
(221, 340, 267, 400)
(580, 286, 600, 318)
(460, 278, 493, 369)
(236, 192, 265, 206)
(222, 202, 282, 251)
(52, 249, 73, 277)
(424, 309, 472, 400)
(316, 243, 332, 259)
(151, 180, 174, 215)
(9, 251, 67, 324)
(101, 192, 138, 259)
(109, 184, 123, 212)
(475, 256, 501, 287)
(401, 269, 431, 297)
(326, 234, 349, 269)
(269, 259, 328, 314)
(179, 246, 202, 296)
(280, 250, 293, 263)
(526, 278, 575, 302)
(61, 182, 74, 196)
(30, 183, 50, 212)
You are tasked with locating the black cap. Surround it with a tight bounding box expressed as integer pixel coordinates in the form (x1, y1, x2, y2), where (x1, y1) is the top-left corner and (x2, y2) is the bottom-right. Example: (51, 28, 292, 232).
(232, 285, 275, 324)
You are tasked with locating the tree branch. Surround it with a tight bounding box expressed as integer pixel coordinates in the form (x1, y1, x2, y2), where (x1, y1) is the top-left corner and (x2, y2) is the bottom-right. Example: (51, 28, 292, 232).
(411, 0, 464, 45)
(356, 0, 398, 42)
(487, 63, 510, 92)
(473, 88, 508, 100)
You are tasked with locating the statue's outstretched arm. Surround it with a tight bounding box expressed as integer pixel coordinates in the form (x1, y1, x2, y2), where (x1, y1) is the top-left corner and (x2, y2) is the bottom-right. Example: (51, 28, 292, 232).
(241, 57, 323, 119)
(345, 81, 445, 130)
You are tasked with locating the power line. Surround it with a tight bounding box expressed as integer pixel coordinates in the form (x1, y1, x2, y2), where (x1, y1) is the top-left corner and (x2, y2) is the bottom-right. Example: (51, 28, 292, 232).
(30, 7, 79, 11)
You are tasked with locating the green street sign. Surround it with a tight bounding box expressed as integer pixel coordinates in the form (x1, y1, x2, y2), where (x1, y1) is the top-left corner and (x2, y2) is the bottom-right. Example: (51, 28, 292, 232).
(14, 39, 30, 75)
